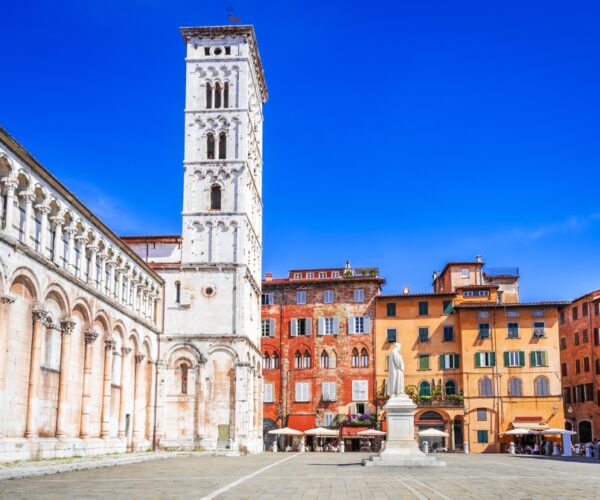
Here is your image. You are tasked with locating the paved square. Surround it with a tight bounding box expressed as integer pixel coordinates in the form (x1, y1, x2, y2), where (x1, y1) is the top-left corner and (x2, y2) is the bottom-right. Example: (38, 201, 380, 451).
(1, 453, 599, 499)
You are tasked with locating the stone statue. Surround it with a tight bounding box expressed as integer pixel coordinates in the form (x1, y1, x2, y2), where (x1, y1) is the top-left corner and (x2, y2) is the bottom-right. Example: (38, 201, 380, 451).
(387, 343, 404, 397)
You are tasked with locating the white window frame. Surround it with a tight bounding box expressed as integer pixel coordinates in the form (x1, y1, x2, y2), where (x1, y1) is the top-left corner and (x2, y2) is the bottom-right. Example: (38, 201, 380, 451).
(324, 412, 334, 427)
(293, 273, 302, 279)
(296, 290, 307, 304)
(318, 272, 327, 279)
(322, 381, 336, 401)
(477, 311, 489, 318)
(441, 353, 458, 369)
(323, 290, 334, 304)
(331, 271, 340, 278)
(261, 293, 274, 305)
(295, 381, 310, 402)
(352, 380, 368, 402)
(460, 268, 470, 278)
(264, 383, 274, 403)
(306, 272, 314, 279)
(533, 321, 546, 337)
(477, 351, 494, 367)
(354, 288, 365, 303)
(324, 317, 334, 334)
(507, 351, 521, 367)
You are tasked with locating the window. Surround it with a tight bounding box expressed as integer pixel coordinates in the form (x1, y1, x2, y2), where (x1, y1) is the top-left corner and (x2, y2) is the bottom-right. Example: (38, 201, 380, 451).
(323, 290, 334, 304)
(306, 272, 313, 279)
(351, 348, 359, 367)
(261, 293, 274, 305)
(478, 323, 490, 339)
(504, 351, 525, 367)
(324, 412, 334, 427)
(507, 322, 519, 338)
(576, 359, 581, 374)
(559, 337, 567, 350)
(354, 402, 367, 415)
(583, 302, 589, 317)
(419, 381, 431, 397)
(179, 363, 189, 394)
(477, 430, 489, 443)
(530, 351, 547, 367)
(386, 303, 396, 317)
(561, 363, 567, 377)
(272, 352, 280, 369)
(296, 291, 306, 304)
(352, 380, 368, 401)
(584, 356, 590, 372)
(574, 331, 580, 346)
(595, 328, 600, 346)
(440, 353, 460, 369)
(596, 359, 600, 375)
(353, 288, 364, 303)
(331, 271, 340, 278)
(349, 316, 370, 334)
(318, 316, 338, 335)
(418, 301, 429, 316)
(478, 377, 494, 397)
(293, 273, 302, 279)
(386, 328, 397, 343)
(460, 268, 470, 278)
(264, 383, 274, 403)
(360, 349, 369, 367)
(533, 322, 545, 338)
(445, 380, 456, 395)
(559, 310, 565, 324)
(263, 353, 271, 370)
(218, 132, 226, 159)
(464, 290, 489, 297)
(320, 350, 329, 368)
(477, 311, 489, 319)
(206, 82, 212, 108)
(475, 351, 495, 367)
(294, 351, 301, 369)
(175, 281, 181, 304)
(443, 325, 454, 342)
(295, 382, 310, 402)
(532, 310, 545, 318)
(214, 82, 222, 108)
(506, 310, 519, 318)
(443, 300, 453, 315)
(418, 354, 430, 370)
(563, 388, 571, 404)
(290, 317, 312, 336)
(223, 82, 229, 108)
(207, 133, 215, 159)
(418, 327, 429, 342)
(534, 376, 550, 396)
(572, 306, 578, 321)
(508, 377, 522, 396)
(210, 185, 222, 210)
(582, 329, 589, 343)
(302, 351, 311, 368)
(322, 381, 336, 401)
(477, 408, 487, 421)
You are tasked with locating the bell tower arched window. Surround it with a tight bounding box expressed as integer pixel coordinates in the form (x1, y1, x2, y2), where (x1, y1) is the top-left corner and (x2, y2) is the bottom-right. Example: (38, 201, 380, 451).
(218, 132, 227, 160)
(215, 82, 222, 108)
(210, 185, 222, 210)
(206, 83, 212, 109)
(175, 281, 181, 304)
(180, 363, 189, 394)
(207, 133, 215, 159)
(224, 82, 229, 108)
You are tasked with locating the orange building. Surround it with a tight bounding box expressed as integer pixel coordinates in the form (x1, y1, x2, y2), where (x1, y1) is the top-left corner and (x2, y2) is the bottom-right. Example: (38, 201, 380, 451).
(375, 258, 567, 453)
(559, 290, 600, 442)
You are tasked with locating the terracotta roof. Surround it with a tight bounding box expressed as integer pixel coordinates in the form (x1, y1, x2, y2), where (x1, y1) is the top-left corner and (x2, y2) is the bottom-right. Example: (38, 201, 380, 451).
(454, 301, 569, 309)
(377, 292, 456, 299)
(263, 276, 385, 287)
(456, 284, 499, 290)
(121, 235, 182, 244)
(569, 289, 600, 305)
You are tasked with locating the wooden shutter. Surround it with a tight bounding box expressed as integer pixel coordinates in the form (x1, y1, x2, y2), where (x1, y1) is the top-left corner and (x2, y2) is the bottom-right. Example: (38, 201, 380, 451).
(317, 318, 325, 335)
(519, 351, 525, 367)
(475, 353, 481, 368)
(503, 352, 510, 367)
(530, 351, 536, 366)
(439, 355, 444, 369)
(490, 352, 496, 367)
(454, 354, 460, 368)
(305, 318, 312, 336)
(290, 318, 298, 336)
(333, 316, 340, 335)
(348, 316, 355, 334)
(541, 351, 547, 366)
(364, 316, 371, 334)
(264, 383, 273, 402)
(269, 319, 276, 337)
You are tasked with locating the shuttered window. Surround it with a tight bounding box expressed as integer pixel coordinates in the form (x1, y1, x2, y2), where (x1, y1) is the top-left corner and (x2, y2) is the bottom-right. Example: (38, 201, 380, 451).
(474, 352, 495, 368)
(418, 355, 430, 370)
(261, 319, 275, 337)
(348, 316, 371, 334)
(264, 383, 274, 403)
(443, 325, 454, 342)
(507, 322, 519, 338)
(323, 290, 334, 304)
(317, 317, 339, 335)
(477, 430, 489, 443)
(386, 328, 397, 343)
(295, 382, 310, 402)
(322, 382, 336, 401)
(418, 327, 429, 342)
(530, 351, 547, 367)
(353, 288, 364, 303)
(504, 351, 525, 367)
(352, 380, 368, 401)
(440, 354, 460, 369)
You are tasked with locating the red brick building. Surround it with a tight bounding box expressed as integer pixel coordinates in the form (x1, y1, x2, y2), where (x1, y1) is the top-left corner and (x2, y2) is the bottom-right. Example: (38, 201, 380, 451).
(559, 290, 600, 442)
(261, 263, 384, 445)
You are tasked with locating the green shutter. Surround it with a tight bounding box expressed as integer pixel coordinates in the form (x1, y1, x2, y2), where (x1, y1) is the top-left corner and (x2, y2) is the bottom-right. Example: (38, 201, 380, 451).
(439, 355, 444, 369)
(490, 352, 496, 367)
(475, 353, 481, 368)
(519, 351, 525, 367)
(454, 354, 460, 369)
(504, 352, 510, 367)
(541, 351, 547, 366)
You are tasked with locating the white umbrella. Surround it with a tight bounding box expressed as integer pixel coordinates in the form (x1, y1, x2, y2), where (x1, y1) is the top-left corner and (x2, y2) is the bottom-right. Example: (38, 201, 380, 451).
(538, 428, 577, 435)
(418, 428, 449, 437)
(268, 427, 304, 436)
(502, 428, 539, 436)
(357, 429, 386, 436)
(304, 427, 339, 436)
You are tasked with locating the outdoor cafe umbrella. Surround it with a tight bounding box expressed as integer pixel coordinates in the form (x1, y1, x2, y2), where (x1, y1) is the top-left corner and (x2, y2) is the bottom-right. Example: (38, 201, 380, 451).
(501, 428, 539, 436)
(418, 428, 449, 437)
(538, 428, 577, 435)
(304, 427, 339, 436)
(268, 427, 304, 436)
(357, 429, 386, 436)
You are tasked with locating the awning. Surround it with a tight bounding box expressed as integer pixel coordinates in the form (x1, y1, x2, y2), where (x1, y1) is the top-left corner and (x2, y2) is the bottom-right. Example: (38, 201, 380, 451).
(511, 417, 548, 431)
(501, 428, 539, 436)
(304, 427, 339, 436)
(287, 415, 316, 432)
(268, 427, 303, 436)
(418, 428, 449, 437)
(341, 426, 371, 436)
(357, 429, 386, 437)
(538, 428, 577, 435)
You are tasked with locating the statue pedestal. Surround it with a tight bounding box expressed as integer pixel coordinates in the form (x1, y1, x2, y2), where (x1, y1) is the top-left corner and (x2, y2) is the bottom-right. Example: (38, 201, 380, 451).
(363, 395, 444, 467)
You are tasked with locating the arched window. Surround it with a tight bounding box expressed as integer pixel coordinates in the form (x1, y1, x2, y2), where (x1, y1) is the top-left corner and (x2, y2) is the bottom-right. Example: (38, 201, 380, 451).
(330, 351, 337, 369)
(294, 351, 301, 369)
(180, 363, 189, 394)
(207, 133, 215, 159)
(303, 350, 311, 369)
(263, 353, 271, 370)
(419, 380, 431, 397)
(478, 376, 494, 397)
(420, 411, 444, 421)
(272, 352, 280, 369)
(224, 82, 229, 108)
(215, 82, 222, 108)
(360, 348, 369, 367)
(508, 377, 522, 397)
(218, 132, 227, 159)
(175, 281, 181, 304)
(351, 348, 359, 367)
(320, 350, 329, 369)
(210, 185, 222, 210)
(534, 376, 550, 396)
(206, 82, 212, 109)
(445, 379, 456, 395)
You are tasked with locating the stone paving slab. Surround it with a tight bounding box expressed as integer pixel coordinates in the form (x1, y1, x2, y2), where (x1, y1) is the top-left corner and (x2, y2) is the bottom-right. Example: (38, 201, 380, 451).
(0, 452, 599, 499)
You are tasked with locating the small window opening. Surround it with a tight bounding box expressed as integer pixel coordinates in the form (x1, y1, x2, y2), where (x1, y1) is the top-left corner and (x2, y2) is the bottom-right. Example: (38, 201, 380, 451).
(181, 363, 189, 394)
(211, 185, 222, 210)
(207, 133, 215, 159)
(215, 82, 222, 108)
(225, 46, 231, 55)
(204, 47, 210, 56)
(218, 132, 227, 159)
(224, 82, 229, 108)
(175, 281, 181, 304)
(206, 83, 212, 109)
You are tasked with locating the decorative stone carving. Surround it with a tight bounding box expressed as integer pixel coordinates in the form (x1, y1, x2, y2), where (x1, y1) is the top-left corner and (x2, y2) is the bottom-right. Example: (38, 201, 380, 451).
(84, 330, 99, 344)
(121, 347, 132, 357)
(32, 309, 49, 324)
(104, 338, 116, 351)
(60, 319, 76, 335)
(135, 353, 146, 364)
(0, 295, 15, 308)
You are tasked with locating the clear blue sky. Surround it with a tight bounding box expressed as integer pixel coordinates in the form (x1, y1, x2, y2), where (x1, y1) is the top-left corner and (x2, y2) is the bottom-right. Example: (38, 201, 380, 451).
(2, 0, 599, 301)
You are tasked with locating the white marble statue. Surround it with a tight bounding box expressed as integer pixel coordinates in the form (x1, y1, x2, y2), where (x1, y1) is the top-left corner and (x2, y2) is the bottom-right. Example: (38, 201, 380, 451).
(387, 342, 405, 397)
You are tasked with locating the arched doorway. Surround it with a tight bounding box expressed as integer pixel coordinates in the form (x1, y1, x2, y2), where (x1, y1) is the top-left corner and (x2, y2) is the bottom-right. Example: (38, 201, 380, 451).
(417, 410, 447, 451)
(453, 416, 464, 451)
(578, 420, 592, 443)
(565, 421, 573, 432)
(263, 419, 277, 451)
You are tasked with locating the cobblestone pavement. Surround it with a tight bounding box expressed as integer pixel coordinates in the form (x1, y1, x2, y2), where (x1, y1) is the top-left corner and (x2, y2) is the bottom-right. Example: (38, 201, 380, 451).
(1, 452, 599, 499)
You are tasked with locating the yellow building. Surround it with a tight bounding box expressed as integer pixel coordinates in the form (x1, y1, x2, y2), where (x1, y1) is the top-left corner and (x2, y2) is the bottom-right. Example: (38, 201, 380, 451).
(375, 259, 567, 453)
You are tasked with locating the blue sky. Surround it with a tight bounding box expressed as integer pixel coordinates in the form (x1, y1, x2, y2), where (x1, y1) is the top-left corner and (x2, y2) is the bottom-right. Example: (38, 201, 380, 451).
(1, 0, 599, 301)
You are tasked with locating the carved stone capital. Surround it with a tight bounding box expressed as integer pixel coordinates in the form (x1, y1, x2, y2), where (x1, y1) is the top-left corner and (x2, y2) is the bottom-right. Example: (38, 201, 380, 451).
(75, 235, 89, 244)
(105, 339, 116, 351)
(0, 295, 15, 308)
(2, 177, 18, 191)
(34, 204, 51, 215)
(19, 191, 35, 203)
(135, 353, 146, 364)
(84, 330, 99, 345)
(64, 225, 78, 236)
(121, 347, 132, 357)
(49, 216, 65, 226)
(32, 309, 49, 324)
(86, 244, 99, 254)
(60, 319, 76, 335)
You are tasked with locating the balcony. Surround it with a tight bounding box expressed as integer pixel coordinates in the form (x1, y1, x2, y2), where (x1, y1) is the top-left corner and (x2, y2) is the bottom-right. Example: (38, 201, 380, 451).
(415, 395, 464, 408)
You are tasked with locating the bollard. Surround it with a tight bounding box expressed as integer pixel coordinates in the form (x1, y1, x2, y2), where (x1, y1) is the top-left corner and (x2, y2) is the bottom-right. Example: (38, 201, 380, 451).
(422, 441, 429, 454)
(463, 442, 469, 454)
(509, 442, 515, 455)
(553, 443, 560, 456)
(339, 440, 345, 453)
(272, 441, 277, 453)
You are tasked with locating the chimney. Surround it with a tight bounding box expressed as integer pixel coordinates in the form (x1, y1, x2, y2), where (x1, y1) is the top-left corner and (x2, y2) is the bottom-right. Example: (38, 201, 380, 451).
(402, 285, 410, 295)
(265, 272, 272, 282)
(476, 255, 482, 263)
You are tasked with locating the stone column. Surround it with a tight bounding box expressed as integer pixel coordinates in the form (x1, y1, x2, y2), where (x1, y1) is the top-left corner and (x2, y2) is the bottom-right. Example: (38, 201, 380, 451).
(25, 309, 49, 438)
(117, 347, 132, 438)
(145, 360, 156, 441)
(98, 252, 107, 292)
(116, 269, 125, 302)
(0, 295, 15, 437)
(100, 336, 115, 438)
(35, 204, 50, 258)
(2, 177, 18, 237)
(87, 244, 98, 287)
(80, 330, 99, 438)
(55, 319, 76, 438)
(75, 236, 88, 280)
(132, 353, 146, 443)
(50, 216, 64, 265)
(19, 191, 35, 246)
(107, 260, 116, 297)
(65, 226, 77, 273)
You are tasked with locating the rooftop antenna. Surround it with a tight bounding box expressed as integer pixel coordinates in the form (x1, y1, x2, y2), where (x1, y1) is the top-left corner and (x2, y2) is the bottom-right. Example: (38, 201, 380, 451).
(227, 7, 241, 23)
